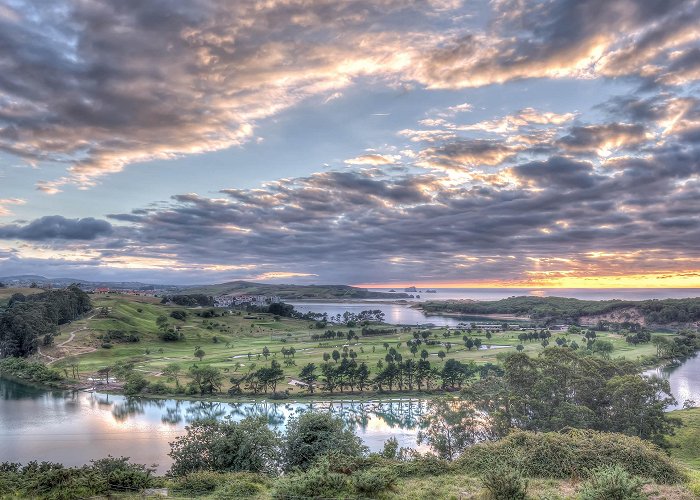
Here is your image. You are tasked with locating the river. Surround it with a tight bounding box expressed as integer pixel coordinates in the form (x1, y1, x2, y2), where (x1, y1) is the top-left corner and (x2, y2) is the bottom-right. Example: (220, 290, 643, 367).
(1, 354, 698, 473)
(644, 353, 700, 410)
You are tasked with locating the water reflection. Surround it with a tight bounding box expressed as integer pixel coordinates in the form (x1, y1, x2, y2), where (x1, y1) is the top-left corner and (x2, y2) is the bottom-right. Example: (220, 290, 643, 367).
(0, 377, 429, 473)
(644, 353, 700, 410)
(4, 353, 697, 473)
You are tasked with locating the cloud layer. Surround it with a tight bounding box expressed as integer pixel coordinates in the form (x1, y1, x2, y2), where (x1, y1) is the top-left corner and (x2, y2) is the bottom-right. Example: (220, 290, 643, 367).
(1, 0, 700, 285)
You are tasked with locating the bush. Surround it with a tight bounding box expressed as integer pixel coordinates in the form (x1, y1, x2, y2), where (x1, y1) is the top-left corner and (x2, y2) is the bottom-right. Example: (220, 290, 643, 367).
(284, 412, 367, 471)
(457, 430, 685, 484)
(578, 465, 647, 500)
(123, 374, 150, 395)
(481, 466, 528, 500)
(171, 470, 227, 495)
(213, 473, 269, 499)
(90, 456, 154, 491)
(168, 417, 281, 476)
(0, 357, 62, 385)
(101, 342, 113, 349)
(170, 310, 188, 321)
(272, 462, 349, 499)
(159, 329, 181, 341)
(351, 468, 397, 496)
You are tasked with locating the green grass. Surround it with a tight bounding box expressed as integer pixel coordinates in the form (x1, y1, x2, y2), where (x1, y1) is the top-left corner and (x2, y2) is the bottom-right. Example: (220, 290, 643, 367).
(44, 293, 666, 396)
(668, 408, 700, 470)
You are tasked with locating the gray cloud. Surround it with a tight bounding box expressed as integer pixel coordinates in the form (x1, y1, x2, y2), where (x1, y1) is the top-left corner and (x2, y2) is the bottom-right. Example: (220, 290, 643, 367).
(0, 0, 697, 192)
(0, 216, 113, 241)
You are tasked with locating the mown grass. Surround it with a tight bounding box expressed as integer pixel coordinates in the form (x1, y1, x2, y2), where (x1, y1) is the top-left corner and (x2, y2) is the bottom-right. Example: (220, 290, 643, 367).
(41, 293, 664, 395)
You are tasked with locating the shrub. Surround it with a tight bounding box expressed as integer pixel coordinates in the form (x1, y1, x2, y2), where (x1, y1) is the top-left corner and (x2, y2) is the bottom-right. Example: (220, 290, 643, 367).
(170, 310, 188, 321)
(171, 470, 227, 495)
(123, 374, 150, 395)
(284, 412, 367, 471)
(213, 473, 269, 499)
(481, 466, 528, 500)
(101, 342, 113, 349)
(159, 330, 181, 341)
(272, 462, 349, 499)
(0, 357, 62, 384)
(168, 418, 281, 476)
(457, 430, 684, 484)
(90, 456, 154, 491)
(578, 465, 647, 500)
(351, 468, 397, 496)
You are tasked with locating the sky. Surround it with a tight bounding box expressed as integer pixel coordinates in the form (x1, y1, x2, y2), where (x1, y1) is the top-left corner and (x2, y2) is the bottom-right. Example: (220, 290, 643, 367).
(1, 0, 700, 287)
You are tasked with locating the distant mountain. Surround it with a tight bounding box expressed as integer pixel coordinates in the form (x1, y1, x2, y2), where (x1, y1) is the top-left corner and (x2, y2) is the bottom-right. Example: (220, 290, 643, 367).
(184, 280, 411, 300)
(0, 276, 410, 300)
(0, 275, 175, 290)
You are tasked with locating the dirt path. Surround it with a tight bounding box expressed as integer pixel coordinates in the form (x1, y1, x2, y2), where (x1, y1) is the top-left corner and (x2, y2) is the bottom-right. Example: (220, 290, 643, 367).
(37, 311, 99, 365)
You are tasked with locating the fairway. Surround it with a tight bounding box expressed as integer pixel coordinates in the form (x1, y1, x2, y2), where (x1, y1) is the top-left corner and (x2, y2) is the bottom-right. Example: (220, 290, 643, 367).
(41, 293, 663, 396)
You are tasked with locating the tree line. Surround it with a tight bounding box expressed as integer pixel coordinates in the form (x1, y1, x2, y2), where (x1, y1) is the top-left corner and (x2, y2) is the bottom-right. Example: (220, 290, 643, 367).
(0, 286, 91, 358)
(421, 295, 700, 325)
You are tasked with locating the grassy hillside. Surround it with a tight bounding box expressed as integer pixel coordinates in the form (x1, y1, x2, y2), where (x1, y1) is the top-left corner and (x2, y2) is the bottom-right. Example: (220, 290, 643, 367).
(185, 280, 411, 299)
(669, 408, 700, 470)
(41, 293, 664, 396)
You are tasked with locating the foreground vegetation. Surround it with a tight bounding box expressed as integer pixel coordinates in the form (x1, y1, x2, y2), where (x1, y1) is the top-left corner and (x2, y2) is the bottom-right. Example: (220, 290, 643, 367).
(0, 412, 696, 499)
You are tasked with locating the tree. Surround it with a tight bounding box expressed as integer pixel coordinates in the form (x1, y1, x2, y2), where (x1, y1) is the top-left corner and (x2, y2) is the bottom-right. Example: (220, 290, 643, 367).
(163, 363, 182, 388)
(332, 350, 340, 363)
(194, 347, 205, 361)
(97, 366, 112, 384)
(420, 349, 429, 361)
(410, 344, 418, 357)
(262, 346, 270, 360)
(188, 365, 223, 395)
(438, 350, 446, 362)
(383, 342, 390, 351)
(516, 344, 524, 352)
(284, 413, 367, 471)
(156, 315, 169, 331)
(323, 352, 331, 363)
(299, 363, 317, 393)
(417, 399, 492, 460)
(168, 417, 281, 476)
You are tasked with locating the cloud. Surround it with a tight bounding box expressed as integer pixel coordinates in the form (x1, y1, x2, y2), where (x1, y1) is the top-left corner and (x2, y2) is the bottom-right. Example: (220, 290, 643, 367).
(344, 154, 401, 166)
(557, 123, 651, 154)
(1, 0, 698, 193)
(0, 216, 113, 241)
(417, 139, 522, 170)
(0, 198, 26, 217)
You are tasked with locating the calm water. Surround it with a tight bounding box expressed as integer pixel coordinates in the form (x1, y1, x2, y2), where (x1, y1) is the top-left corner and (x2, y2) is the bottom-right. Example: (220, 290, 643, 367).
(0, 379, 428, 473)
(289, 301, 470, 327)
(645, 353, 700, 410)
(2, 353, 698, 472)
(291, 288, 700, 326)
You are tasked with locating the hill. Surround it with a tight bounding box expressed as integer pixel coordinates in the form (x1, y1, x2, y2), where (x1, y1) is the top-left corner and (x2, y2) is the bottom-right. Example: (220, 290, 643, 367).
(184, 280, 411, 299)
(420, 295, 700, 327)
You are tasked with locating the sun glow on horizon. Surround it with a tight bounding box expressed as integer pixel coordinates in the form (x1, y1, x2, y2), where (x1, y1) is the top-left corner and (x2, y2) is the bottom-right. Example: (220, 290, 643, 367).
(355, 272, 700, 289)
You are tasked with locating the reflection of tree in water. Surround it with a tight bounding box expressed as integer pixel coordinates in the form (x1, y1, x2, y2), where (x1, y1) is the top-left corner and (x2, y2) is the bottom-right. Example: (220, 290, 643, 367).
(0, 378, 52, 400)
(161, 400, 184, 425)
(183, 401, 228, 423)
(312, 399, 429, 431)
(112, 397, 146, 421)
(224, 401, 288, 427)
